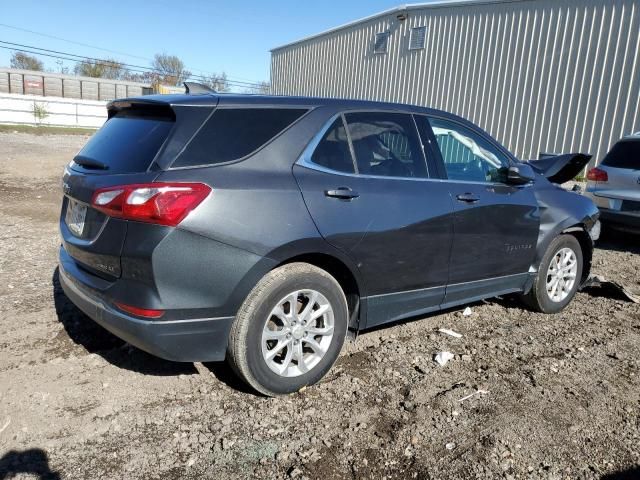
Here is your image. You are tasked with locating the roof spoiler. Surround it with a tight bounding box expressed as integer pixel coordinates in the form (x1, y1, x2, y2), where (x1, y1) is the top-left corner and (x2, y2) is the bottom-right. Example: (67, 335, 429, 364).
(184, 82, 216, 95)
(106, 98, 176, 120)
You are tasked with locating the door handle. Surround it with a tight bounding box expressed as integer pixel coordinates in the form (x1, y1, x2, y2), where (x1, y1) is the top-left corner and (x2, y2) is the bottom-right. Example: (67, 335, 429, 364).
(456, 193, 480, 203)
(325, 187, 359, 200)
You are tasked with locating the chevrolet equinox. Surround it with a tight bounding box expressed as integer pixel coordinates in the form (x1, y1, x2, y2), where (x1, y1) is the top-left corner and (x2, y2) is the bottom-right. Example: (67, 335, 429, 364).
(59, 89, 600, 396)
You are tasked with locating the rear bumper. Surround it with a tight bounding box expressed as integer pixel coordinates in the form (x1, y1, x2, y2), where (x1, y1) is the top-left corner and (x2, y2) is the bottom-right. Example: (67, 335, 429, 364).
(59, 255, 234, 362)
(599, 208, 640, 231)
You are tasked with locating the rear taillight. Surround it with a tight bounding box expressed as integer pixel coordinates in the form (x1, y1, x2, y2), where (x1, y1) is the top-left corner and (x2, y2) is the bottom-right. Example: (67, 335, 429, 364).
(586, 167, 608, 182)
(91, 182, 211, 226)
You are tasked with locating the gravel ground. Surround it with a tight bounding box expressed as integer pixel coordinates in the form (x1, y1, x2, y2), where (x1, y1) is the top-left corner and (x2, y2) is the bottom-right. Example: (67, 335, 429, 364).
(0, 131, 639, 480)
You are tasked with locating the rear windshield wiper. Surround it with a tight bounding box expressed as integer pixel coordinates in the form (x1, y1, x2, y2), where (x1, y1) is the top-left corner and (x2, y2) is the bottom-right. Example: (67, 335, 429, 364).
(73, 155, 109, 170)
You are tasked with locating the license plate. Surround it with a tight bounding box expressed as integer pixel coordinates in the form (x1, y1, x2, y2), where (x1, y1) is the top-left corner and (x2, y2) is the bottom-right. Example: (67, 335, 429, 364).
(65, 198, 87, 236)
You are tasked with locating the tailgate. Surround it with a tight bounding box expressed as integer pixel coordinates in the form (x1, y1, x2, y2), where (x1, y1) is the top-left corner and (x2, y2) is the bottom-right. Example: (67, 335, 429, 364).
(61, 170, 160, 279)
(60, 102, 176, 278)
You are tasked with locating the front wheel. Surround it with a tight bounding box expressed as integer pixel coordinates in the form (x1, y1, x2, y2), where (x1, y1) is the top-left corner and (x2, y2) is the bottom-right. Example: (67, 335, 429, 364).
(521, 234, 583, 313)
(227, 263, 348, 396)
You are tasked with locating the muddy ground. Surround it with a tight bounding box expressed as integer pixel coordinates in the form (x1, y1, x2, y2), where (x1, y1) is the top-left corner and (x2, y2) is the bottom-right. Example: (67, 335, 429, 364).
(0, 131, 639, 480)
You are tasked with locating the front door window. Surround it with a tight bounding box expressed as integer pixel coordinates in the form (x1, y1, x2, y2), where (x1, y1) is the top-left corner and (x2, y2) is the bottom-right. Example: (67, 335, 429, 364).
(427, 117, 511, 183)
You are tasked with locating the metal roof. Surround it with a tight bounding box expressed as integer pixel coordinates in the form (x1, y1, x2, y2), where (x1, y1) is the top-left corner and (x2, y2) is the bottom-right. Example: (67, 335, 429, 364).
(271, 0, 527, 51)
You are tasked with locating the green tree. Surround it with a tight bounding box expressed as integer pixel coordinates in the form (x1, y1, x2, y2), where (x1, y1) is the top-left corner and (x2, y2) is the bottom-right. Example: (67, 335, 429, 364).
(151, 53, 191, 86)
(10, 52, 43, 71)
(74, 58, 125, 79)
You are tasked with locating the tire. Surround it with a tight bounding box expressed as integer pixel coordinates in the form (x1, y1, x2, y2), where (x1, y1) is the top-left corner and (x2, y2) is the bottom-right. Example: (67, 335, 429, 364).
(227, 262, 348, 396)
(521, 234, 583, 314)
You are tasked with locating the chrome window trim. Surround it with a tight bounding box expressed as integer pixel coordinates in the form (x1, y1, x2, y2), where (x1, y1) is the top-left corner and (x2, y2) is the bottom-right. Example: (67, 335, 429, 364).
(297, 157, 519, 187)
(296, 111, 517, 187)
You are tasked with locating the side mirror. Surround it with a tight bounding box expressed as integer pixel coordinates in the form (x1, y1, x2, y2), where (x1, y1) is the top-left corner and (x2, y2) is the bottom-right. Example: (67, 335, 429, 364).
(506, 164, 536, 185)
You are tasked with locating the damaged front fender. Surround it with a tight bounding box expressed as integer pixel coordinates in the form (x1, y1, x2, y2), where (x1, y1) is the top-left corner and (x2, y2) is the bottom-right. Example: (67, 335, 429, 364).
(529, 178, 599, 288)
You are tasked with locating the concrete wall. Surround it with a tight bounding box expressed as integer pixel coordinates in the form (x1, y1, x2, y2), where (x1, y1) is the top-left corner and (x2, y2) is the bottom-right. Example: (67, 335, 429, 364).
(271, 0, 640, 165)
(0, 92, 107, 128)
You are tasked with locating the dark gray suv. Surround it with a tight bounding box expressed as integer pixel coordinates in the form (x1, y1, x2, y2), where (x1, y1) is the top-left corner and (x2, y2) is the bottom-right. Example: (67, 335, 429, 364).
(59, 91, 599, 395)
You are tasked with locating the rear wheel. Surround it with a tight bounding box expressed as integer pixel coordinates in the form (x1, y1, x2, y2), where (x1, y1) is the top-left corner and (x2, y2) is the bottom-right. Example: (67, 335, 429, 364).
(521, 234, 583, 313)
(227, 262, 348, 396)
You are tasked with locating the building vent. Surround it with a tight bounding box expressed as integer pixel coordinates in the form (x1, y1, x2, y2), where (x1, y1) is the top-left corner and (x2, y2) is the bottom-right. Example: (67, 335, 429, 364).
(374, 32, 389, 54)
(409, 26, 427, 50)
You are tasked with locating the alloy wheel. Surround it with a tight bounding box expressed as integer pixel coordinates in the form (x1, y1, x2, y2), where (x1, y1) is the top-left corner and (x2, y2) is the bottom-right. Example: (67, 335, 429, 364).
(546, 247, 578, 302)
(261, 289, 335, 377)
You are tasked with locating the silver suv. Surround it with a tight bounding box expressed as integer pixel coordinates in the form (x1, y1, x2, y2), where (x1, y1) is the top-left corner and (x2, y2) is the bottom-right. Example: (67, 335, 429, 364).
(585, 134, 640, 233)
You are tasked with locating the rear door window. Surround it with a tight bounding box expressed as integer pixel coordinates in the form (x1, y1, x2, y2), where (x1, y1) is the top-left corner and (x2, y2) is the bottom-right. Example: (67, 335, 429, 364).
(601, 140, 640, 169)
(310, 117, 356, 174)
(173, 108, 307, 168)
(344, 112, 428, 178)
(74, 111, 174, 174)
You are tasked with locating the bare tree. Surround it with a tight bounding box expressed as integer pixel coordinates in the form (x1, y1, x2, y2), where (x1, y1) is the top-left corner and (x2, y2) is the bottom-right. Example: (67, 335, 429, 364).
(151, 53, 191, 86)
(244, 81, 271, 95)
(203, 72, 229, 92)
(120, 70, 150, 83)
(10, 52, 44, 71)
(74, 58, 125, 79)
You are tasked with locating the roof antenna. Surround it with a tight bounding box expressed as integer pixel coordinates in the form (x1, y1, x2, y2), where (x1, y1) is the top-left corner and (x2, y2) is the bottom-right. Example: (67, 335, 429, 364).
(184, 82, 216, 95)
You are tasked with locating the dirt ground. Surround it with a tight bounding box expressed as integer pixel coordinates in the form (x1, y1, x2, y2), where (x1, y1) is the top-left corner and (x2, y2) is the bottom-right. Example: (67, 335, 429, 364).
(0, 131, 639, 480)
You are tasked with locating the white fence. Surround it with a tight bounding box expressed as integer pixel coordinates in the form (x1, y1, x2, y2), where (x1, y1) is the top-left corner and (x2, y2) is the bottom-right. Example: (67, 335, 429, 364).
(0, 92, 107, 128)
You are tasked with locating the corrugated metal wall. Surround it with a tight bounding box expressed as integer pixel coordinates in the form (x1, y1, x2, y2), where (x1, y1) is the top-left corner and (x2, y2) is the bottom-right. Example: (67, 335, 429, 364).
(271, 0, 640, 165)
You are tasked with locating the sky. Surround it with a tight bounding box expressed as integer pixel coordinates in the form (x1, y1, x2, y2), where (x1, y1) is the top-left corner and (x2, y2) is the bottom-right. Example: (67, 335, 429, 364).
(0, 0, 456, 90)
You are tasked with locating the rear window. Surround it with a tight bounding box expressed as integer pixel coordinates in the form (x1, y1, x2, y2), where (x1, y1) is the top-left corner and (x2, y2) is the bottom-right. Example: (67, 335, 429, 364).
(172, 108, 307, 168)
(601, 140, 640, 169)
(74, 111, 174, 174)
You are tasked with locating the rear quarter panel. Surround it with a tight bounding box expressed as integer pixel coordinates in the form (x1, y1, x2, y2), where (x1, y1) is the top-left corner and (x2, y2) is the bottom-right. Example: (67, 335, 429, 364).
(157, 107, 334, 257)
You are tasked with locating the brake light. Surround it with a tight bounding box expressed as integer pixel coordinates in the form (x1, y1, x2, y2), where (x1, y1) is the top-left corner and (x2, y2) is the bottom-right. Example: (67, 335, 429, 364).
(91, 182, 211, 226)
(115, 302, 164, 319)
(586, 167, 608, 182)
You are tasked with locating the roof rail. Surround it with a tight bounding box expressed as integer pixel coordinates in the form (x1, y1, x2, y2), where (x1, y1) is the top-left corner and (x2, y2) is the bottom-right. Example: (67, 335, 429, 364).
(184, 82, 216, 95)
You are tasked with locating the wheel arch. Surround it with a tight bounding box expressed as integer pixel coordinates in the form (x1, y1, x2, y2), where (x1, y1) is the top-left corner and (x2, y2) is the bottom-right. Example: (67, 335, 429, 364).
(265, 241, 366, 331)
(532, 220, 593, 285)
(276, 253, 363, 331)
(560, 225, 593, 285)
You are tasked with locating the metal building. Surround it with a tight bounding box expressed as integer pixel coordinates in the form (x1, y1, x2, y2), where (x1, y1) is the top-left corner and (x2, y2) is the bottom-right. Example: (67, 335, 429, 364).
(271, 0, 640, 165)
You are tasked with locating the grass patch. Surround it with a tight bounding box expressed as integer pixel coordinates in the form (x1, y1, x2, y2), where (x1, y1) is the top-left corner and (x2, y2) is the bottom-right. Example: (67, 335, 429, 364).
(0, 124, 96, 136)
